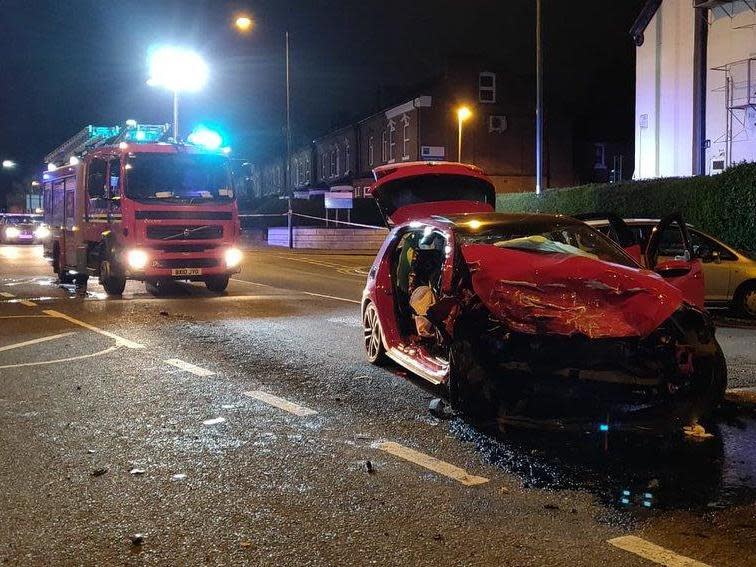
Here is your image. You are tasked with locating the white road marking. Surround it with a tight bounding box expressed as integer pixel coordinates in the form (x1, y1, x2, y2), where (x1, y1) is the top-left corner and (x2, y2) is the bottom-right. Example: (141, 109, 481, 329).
(0, 332, 76, 353)
(373, 441, 489, 486)
(17, 300, 36, 307)
(164, 358, 216, 377)
(0, 345, 121, 370)
(231, 278, 360, 304)
(203, 417, 226, 425)
(0, 315, 50, 319)
(243, 390, 317, 417)
(608, 536, 711, 567)
(0, 292, 15, 298)
(42, 310, 144, 349)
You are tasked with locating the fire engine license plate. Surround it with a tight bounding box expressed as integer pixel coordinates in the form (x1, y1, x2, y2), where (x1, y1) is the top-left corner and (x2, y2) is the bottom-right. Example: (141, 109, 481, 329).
(171, 268, 203, 276)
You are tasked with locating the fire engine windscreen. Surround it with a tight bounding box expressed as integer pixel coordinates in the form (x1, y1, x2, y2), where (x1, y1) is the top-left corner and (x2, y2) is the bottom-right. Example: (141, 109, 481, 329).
(124, 153, 234, 203)
(456, 217, 638, 268)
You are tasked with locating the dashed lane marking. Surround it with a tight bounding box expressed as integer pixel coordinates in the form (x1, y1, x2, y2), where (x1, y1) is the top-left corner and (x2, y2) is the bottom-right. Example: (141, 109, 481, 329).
(243, 390, 317, 417)
(164, 358, 216, 377)
(0, 292, 15, 298)
(373, 441, 489, 486)
(0, 315, 50, 319)
(42, 310, 145, 349)
(17, 300, 36, 307)
(0, 345, 121, 370)
(608, 536, 711, 567)
(0, 332, 76, 353)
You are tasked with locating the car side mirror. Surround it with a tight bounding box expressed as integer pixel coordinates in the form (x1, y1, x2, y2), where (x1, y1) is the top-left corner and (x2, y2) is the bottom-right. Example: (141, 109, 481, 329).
(655, 259, 692, 279)
(711, 250, 721, 264)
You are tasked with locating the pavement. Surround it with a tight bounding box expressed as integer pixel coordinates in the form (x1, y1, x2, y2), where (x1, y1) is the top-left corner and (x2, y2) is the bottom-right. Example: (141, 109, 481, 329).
(0, 244, 754, 566)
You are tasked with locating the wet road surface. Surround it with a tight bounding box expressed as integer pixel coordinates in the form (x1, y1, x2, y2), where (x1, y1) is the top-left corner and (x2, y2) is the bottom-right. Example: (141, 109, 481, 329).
(0, 244, 754, 565)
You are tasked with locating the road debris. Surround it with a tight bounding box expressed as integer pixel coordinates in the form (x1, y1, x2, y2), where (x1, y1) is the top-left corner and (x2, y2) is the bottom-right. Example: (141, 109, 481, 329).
(129, 468, 146, 475)
(683, 424, 714, 439)
(365, 460, 375, 474)
(202, 417, 226, 426)
(130, 533, 145, 546)
(429, 398, 454, 420)
(91, 468, 108, 477)
(171, 473, 187, 481)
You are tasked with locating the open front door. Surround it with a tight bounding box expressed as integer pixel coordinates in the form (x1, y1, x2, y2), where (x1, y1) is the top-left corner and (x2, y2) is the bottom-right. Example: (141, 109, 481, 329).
(645, 213, 705, 308)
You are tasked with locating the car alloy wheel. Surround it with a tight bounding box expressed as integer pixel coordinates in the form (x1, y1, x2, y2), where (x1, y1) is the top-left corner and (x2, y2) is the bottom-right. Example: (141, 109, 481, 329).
(363, 302, 386, 364)
(742, 285, 756, 318)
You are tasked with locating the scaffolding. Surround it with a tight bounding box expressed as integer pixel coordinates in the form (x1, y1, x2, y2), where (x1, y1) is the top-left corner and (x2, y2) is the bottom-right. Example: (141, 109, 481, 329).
(712, 58, 756, 167)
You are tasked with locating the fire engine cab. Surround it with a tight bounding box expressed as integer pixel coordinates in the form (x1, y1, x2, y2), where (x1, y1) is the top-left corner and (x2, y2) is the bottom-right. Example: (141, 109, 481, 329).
(42, 122, 242, 295)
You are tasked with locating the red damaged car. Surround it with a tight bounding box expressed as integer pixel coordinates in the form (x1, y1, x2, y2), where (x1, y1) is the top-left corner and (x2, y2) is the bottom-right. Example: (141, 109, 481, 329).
(362, 162, 726, 432)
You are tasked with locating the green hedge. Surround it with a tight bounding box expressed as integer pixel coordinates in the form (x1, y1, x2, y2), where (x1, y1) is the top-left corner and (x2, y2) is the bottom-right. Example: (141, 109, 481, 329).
(496, 163, 756, 251)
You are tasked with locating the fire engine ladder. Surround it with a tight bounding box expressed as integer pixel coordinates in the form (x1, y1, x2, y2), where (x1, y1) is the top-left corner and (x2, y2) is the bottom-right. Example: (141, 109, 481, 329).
(44, 125, 122, 166)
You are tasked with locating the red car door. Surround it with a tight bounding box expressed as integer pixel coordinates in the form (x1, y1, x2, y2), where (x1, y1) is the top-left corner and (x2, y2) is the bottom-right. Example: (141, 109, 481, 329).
(645, 213, 705, 309)
(573, 212, 642, 263)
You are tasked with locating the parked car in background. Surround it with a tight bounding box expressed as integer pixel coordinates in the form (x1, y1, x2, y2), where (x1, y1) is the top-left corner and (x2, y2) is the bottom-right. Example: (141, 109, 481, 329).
(585, 217, 756, 318)
(362, 163, 726, 433)
(0, 214, 48, 244)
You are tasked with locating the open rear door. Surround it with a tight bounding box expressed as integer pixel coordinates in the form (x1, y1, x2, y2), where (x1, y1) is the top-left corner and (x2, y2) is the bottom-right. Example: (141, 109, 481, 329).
(371, 162, 495, 226)
(645, 213, 705, 308)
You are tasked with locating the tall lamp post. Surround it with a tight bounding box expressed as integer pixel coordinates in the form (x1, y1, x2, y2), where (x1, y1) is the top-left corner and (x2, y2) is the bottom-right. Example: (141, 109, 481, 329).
(535, 0, 544, 195)
(456, 106, 472, 163)
(234, 16, 294, 247)
(147, 47, 209, 140)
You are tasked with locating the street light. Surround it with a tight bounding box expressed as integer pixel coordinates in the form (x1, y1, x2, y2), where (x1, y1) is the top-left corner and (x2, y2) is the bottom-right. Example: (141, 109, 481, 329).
(234, 15, 254, 33)
(147, 46, 209, 140)
(456, 106, 472, 162)
(2, 160, 16, 169)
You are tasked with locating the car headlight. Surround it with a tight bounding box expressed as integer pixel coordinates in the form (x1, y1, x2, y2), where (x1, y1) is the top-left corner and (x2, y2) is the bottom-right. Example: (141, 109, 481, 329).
(5, 227, 20, 239)
(224, 247, 243, 268)
(33, 226, 51, 239)
(126, 249, 149, 270)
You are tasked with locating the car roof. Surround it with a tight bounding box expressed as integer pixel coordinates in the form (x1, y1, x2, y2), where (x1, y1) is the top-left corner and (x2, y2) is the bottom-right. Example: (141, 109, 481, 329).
(410, 211, 582, 229)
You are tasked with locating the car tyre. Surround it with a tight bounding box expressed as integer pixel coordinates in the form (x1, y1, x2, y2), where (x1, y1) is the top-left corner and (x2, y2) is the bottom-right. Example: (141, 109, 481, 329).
(363, 302, 387, 364)
(99, 259, 126, 296)
(205, 275, 230, 293)
(448, 339, 496, 421)
(736, 282, 756, 319)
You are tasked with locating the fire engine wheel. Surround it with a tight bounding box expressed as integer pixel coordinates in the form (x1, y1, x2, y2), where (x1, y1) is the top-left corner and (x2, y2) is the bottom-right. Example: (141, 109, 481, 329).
(205, 275, 230, 293)
(99, 260, 126, 296)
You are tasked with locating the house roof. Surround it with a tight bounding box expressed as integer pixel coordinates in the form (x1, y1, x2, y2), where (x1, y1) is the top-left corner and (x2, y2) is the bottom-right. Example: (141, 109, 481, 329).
(630, 0, 662, 46)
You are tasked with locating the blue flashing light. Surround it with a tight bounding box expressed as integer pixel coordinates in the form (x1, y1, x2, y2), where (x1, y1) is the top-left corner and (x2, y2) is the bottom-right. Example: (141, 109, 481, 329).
(620, 498, 630, 505)
(135, 130, 146, 141)
(599, 423, 609, 432)
(644, 493, 653, 499)
(43, 173, 51, 181)
(187, 126, 222, 150)
(622, 490, 631, 496)
(643, 501, 652, 508)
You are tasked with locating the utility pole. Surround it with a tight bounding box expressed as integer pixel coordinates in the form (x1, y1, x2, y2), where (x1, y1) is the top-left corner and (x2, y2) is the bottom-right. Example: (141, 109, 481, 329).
(535, 0, 544, 195)
(173, 90, 179, 140)
(285, 31, 293, 249)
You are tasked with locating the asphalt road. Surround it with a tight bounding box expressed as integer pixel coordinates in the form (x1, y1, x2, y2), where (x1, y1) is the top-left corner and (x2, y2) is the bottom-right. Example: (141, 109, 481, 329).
(0, 244, 754, 566)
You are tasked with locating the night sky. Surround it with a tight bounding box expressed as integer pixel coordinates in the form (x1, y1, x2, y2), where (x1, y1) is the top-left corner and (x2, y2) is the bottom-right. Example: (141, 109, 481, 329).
(0, 0, 645, 178)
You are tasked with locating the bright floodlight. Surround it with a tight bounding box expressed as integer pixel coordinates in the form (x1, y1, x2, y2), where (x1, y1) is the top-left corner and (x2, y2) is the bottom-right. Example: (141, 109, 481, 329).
(2, 160, 16, 169)
(457, 106, 472, 122)
(187, 126, 223, 150)
(234, 15, 254, 33)
(147, 46, 209, 93)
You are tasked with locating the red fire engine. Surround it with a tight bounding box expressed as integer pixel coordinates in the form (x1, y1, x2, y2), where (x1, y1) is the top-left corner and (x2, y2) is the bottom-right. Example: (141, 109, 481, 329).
(42, 122, 242, 295)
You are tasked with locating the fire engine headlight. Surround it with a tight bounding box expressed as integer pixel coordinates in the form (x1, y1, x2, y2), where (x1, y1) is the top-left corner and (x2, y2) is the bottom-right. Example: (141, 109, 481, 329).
(127, 249, 149, 270)
(33, 226, 51, 239)
(224, 247, 243, 268)
(5, 227, 20, 239)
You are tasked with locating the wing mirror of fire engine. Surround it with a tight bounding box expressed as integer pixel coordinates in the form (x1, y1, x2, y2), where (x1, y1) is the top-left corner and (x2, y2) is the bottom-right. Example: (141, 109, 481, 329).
(654, 259, 692, 279)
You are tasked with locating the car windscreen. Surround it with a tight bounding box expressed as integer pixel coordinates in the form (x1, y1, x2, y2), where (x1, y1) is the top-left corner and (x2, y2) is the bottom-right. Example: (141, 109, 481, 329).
(124, 153, 234, 203)
(457, 219, 638, 268)
(3, 216, 35, 225)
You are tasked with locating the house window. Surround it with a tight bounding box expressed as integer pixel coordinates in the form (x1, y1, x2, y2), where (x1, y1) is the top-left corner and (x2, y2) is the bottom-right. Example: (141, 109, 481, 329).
(479, 72, 496, 103)
(345, 139, 351, 174)
(388, 121, 396, 162)
(335, 146, 341, 176)
(401, 115, 410, 160)
(330, 148, 337, 177)
(368, 135, 375, 166)
(321, 153, 326, 179)
(381, 130, 388, 162)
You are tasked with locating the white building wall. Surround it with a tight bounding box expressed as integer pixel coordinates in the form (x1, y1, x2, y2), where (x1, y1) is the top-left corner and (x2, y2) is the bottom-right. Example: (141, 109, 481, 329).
(635, 0, 697, 179)
(705, 4, 756, 172)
